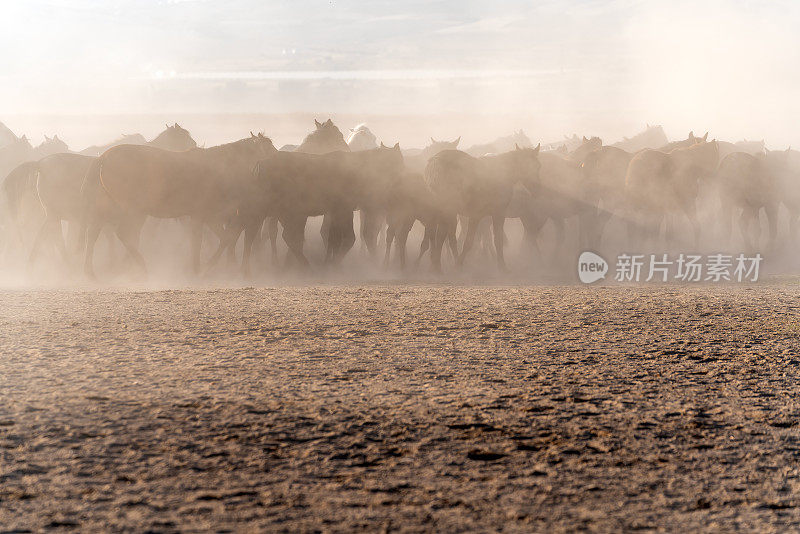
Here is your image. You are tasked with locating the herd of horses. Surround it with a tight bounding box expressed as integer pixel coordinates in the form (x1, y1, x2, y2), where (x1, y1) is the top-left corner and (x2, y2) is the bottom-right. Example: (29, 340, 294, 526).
(0, 118, 797, 279)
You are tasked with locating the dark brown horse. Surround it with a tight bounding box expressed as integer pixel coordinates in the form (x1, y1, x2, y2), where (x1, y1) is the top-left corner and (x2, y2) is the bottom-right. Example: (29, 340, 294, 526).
(234, 144, 404, 273)
(626, 140, 719, 247)
(424, 144, 541, 271)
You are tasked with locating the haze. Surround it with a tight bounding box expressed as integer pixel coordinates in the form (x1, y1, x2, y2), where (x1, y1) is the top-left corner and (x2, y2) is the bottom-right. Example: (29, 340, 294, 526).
(2, 0, 799, 149)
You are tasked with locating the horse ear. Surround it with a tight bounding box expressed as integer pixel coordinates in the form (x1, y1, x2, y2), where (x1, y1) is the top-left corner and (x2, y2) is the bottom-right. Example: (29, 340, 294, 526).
(174, 123, 180, 129)
(533, 143, 541, 155)
(702, 132, 708, 142)
(430, 137, 436, 144)
(688, 131, 695, 140)
(314, 119, 322, 128)
(250, 131, 256, 138)
(515, 143, 521, 151)
(583, 136, 589, 142)
(454, 136, 461, 146)
(380, 141, 386, 148)
(646, 123, 650, 129)
(393, 142, 400, 150)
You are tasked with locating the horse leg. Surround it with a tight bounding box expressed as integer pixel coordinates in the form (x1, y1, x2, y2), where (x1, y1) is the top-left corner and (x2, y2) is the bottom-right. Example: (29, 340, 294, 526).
(52, 218, 70, 267)
(738, 207, 756, 253)
(360, 208, 380, 257)
(383, 218, 395, 268)
(206, 219, 243, 273)
(281, 215, 309, 267)
(457, 216, 480, 267)
(396, 217, 414, 270)
(416, 224, 432, 267)
(84, 221, 103, 279)
(241, 217, 261, 277)
(115, 220, 147, 276)
(266, 217, 279, 265)
(337, 210, 356, 263)
(320, 214, 330, 251)
(765, 203, 778, 253)
(492, 214, 508, 272)
(431, 220, 446, 273)
(431, 214, 456, 272)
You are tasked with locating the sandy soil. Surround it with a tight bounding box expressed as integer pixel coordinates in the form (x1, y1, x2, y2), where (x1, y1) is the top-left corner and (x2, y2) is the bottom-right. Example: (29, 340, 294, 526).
(1, 283, 800, 532)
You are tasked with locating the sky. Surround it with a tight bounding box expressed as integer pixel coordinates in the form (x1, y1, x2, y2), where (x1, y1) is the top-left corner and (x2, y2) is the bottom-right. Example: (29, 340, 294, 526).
(1, 0, 799, 147)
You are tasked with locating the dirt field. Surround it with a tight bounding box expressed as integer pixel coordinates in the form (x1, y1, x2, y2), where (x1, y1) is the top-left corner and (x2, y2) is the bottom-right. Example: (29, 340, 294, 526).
(1, 283, 800, 532)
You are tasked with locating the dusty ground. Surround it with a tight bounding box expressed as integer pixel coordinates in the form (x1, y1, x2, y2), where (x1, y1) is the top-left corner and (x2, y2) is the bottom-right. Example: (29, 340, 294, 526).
(1, 283, 800, 532)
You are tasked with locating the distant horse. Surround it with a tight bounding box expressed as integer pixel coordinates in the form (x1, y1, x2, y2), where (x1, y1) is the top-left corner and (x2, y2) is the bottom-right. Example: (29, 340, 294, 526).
(658, 131, 708, 152)
(0, 121, 19, 148)
(346, 124, 378, 151)
(403, 137, 461, 172)
(0, 136, 34, 178)
(465, 130, 532, 157)
(543, 133, 583, 153)
(611, 124, 669, 152)
(82, 133, 274, 277)
(79, 133, 148, 157)
(717, 139, 766, 160)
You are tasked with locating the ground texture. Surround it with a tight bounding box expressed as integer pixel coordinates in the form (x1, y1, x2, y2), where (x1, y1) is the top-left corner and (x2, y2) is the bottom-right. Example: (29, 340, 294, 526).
(1, 284, 800, 532)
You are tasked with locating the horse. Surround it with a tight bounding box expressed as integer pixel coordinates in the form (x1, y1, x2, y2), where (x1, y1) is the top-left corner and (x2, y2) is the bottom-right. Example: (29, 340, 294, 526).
(0, 136, 34, 179)
(258, 119, 351, 265)
(465, 130, 532, 157)
(579, 146, 635, 246)
(0, 121, 19, 148)
(625, 140, 719, 248)
(658, 131, 708, 152)
(82, 133, 274, 277)
(715, 151, 779, 252)
(79, 133, 148, 157)
(611, 124, 669, 152)
(22, 124, 198, 268)
(403, 137, 461, 172)
(717, 139, 766, 160)
(296, 118, 349, 154)
(346, 124, 378, 151)
(234, 143, 405, 273)
(424, 144, 541, 272)
(383, 171, 458, 270)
